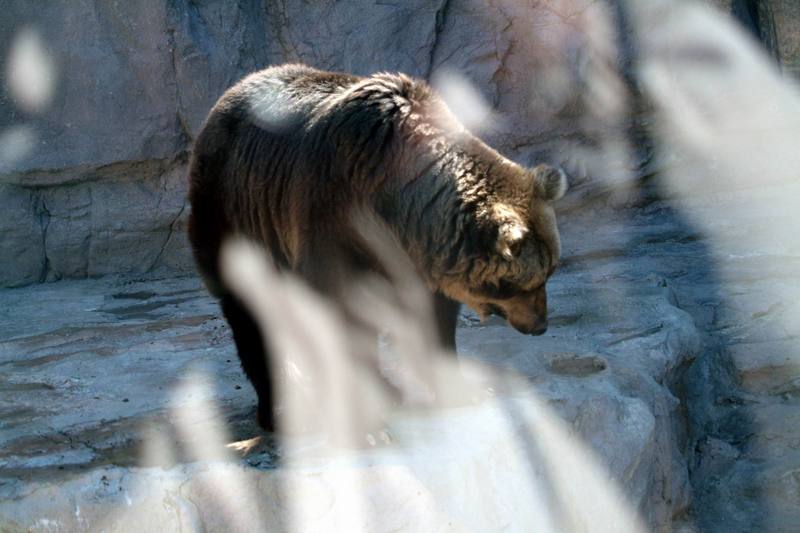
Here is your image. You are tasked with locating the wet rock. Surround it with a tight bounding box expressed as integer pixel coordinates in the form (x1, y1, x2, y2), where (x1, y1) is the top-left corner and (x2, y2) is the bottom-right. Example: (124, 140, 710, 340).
(547, 352, 608, 377)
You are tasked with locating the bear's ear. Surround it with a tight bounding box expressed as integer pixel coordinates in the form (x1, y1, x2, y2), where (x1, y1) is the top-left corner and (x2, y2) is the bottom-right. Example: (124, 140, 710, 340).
(531, 164, 568, 202)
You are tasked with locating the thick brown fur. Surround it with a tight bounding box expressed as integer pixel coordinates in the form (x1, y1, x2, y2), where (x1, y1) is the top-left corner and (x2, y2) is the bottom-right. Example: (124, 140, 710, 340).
(188, 64, 567, 430)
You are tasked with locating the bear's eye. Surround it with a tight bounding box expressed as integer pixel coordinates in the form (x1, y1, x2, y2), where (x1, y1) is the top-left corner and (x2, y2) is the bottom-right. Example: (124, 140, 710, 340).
(485, 304, 506, 319)
(476, 279, 520, 300)
(507, 239, 523, 259)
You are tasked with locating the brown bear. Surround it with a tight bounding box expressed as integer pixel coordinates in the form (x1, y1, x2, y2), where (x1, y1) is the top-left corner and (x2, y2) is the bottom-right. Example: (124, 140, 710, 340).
(188, 64, 568, 430)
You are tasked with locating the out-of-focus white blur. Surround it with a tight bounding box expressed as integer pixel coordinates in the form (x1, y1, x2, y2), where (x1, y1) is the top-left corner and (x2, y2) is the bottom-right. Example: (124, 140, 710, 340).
(638, 1, 800, 260)
(6, 27, 56, 113)
(0, 124, 36, 170)
(431, 69, 497, 134)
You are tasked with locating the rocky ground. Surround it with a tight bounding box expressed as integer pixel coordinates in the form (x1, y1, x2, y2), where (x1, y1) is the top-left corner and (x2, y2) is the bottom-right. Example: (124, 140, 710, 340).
(2, 182, 798, 532)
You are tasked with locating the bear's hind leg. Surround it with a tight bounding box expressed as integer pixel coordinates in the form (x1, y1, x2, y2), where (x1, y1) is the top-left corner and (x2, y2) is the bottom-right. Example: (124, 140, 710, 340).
(220, 294, 275, 432)
(433, 292, 461, 352)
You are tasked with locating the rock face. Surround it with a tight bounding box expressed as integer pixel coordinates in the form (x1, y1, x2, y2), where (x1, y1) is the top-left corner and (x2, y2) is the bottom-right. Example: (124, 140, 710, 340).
(3, 0, 798, 288)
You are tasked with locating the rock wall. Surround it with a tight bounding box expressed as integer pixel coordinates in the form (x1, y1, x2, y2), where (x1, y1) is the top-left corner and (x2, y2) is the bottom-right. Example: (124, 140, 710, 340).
(1, 0, 273, 286)
(3, 0, 797, 287)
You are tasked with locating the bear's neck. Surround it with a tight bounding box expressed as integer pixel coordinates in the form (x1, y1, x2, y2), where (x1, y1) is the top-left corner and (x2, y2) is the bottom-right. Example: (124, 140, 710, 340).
(375, 149, 493, 289)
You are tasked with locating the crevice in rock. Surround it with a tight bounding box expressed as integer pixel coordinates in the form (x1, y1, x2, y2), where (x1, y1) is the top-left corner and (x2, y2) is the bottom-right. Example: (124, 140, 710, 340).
(165, 24, 193, 148)
(150, 198, 187, 273)
(425, 0, 451, 79)
(148, 153, 190, 272)
(86, 183, 95, 278)
(265, 0, 302, 61)
(680, 337, 756, 530)
(656, 247, 766, 531)
(488, 4, 514, 109)
(33, 192, 51, 283)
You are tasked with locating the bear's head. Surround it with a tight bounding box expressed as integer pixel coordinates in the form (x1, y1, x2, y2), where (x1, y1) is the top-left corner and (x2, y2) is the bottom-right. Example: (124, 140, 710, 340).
(353, 74, 569, 336)
(439, 163, 568, 336)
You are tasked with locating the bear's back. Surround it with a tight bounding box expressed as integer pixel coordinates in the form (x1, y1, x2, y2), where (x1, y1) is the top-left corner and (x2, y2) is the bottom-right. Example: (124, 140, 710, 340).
(188, 64, 452, 294)
(218, 65, 361, 132)
(188, 65, 376, 291)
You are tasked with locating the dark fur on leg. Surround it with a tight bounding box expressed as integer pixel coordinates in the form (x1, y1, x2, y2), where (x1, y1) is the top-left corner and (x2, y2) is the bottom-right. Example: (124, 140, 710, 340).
(433, 292, 461, 351)
(220, 294, 275, 432)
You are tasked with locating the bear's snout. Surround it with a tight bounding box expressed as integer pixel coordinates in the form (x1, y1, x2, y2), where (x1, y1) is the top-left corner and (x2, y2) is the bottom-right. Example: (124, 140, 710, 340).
(509, 318, 548, 336)
(529, 319, 548, 336)
(500, 286, 548, 336)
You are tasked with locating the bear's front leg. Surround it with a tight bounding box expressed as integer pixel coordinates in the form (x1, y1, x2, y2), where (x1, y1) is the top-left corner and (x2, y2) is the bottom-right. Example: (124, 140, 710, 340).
(432, 291, 461, 352)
